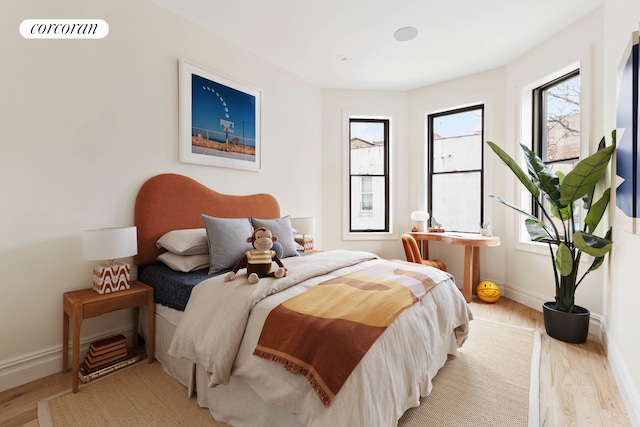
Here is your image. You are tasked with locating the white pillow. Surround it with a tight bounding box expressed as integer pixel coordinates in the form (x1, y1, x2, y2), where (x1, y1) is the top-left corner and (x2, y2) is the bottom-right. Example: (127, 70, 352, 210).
(156, 228, 208, 255)
(157, 252, 209, 272)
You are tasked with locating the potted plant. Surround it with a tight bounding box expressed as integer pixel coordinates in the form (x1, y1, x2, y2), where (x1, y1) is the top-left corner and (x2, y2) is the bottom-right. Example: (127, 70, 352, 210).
(486, 131, 616, 343)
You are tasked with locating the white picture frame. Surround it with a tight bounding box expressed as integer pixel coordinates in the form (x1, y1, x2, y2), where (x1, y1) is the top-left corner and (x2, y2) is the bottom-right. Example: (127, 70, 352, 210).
(179, 59, 261, 171)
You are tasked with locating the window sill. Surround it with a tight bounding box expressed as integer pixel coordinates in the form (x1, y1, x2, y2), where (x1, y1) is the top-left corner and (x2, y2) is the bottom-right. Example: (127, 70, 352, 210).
(342, 231, 396, 241)
(515, 240, 594, 264)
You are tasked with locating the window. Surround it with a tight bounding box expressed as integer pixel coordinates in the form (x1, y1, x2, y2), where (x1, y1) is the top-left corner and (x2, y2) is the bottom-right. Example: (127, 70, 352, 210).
(428, 106, 484, 233)
(349, 118, 389, 232)
(532, 70, 580, 228)
(360, 176, 373, 212)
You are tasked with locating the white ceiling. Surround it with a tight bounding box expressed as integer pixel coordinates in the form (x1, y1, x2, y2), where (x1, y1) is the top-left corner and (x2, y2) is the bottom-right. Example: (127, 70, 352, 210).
(152, 0, 603, 91)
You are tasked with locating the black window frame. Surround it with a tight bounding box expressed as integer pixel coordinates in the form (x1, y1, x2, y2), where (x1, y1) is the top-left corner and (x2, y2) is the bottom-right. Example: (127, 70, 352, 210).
(531, 69, 580, 221)
(427, 105, 485, 233)
(348, 118, 390, 233)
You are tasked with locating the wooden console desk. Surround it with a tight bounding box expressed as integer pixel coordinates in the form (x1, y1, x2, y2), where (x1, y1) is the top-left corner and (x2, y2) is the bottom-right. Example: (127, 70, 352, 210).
(411, 232, 500, 303)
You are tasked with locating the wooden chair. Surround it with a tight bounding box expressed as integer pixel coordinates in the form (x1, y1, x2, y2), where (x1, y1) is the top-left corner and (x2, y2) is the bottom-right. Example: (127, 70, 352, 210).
(401, 234, 447, 272)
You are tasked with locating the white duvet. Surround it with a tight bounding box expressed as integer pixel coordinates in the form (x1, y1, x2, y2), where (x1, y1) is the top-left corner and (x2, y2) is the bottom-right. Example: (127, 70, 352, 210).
(169, 250, 473, 427)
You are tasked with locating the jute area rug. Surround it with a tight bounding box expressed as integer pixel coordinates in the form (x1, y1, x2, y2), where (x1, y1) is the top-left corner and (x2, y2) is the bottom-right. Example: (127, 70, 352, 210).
(38, 318, 540, 427)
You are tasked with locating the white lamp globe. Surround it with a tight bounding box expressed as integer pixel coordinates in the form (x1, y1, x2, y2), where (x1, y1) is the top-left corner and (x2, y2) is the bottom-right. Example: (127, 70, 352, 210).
(410, 211, 430, 232)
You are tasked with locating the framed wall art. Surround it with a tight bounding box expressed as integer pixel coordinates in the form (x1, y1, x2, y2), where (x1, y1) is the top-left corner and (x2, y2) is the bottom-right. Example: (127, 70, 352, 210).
(615, 30, 639, 233)
(179, 59, 261, 171)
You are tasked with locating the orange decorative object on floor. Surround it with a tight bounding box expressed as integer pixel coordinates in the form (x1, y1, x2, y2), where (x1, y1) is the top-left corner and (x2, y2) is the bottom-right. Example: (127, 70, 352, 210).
(477, 281, 500, 303)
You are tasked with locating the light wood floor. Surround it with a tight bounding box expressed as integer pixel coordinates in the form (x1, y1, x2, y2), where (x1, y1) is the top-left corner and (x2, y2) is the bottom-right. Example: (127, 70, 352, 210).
(0, 297, 632, 426)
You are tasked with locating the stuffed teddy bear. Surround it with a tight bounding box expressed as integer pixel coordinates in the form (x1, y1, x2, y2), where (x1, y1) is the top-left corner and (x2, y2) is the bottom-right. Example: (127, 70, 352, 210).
(224, 227, 287, 284)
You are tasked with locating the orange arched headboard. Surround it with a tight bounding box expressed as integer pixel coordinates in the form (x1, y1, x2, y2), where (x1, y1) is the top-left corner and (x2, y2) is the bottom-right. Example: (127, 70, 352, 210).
(134, 173, 280, 266)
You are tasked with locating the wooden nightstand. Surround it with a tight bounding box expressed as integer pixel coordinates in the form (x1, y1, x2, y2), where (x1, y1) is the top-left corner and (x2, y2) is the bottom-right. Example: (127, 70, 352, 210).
(62, 280, 154, 393)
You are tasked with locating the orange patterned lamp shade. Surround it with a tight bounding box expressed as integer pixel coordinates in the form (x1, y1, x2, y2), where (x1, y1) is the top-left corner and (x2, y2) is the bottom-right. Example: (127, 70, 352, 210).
(83, 227, 137, 294)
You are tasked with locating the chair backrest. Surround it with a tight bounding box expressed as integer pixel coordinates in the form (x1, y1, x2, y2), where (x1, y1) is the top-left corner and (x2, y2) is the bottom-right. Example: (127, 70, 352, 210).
(401, 234, 422, 264)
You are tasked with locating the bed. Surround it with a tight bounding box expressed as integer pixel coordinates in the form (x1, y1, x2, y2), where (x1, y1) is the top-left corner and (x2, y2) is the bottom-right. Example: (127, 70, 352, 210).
(134, 173, 473, 427)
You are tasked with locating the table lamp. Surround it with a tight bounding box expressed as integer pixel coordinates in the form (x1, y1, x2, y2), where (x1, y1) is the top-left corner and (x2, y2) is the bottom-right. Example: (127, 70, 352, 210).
(291, 217, 316, 252)
(410, 211, 430, 232)
(83, 226, 138, 294)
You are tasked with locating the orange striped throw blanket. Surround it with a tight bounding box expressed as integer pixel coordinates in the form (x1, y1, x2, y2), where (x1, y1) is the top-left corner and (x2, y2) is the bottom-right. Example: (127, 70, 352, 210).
(253, 260, 442, 407)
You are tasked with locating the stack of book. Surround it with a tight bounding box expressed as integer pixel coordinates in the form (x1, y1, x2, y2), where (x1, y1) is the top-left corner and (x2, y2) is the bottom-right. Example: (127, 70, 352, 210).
(79, 334, 140, 383)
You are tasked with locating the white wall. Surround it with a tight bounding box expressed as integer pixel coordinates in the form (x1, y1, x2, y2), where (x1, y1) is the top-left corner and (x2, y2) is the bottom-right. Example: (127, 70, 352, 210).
(499, 8, 606, 316)
(321, 90, 409, 259)
(0, 0, 321, 390)
(603, 1, 640, 424)
(319, 10, 603, 306)
(408, 69, 506, 288)
(321, 70, 506, 285)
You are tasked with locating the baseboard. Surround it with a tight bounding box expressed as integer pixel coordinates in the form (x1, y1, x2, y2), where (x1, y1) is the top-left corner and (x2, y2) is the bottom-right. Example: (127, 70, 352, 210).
(0, 326, 134, 393)
(601, 322, 640, 427)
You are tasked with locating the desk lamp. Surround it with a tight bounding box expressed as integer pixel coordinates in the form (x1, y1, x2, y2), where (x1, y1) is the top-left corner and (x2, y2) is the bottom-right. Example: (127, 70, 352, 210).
(410, 211, 430, 232)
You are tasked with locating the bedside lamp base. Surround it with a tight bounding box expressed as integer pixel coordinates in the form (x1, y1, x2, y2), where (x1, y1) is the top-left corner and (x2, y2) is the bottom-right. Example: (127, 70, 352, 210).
(295, 235, 314, 252)
(93, 262, 131, 294)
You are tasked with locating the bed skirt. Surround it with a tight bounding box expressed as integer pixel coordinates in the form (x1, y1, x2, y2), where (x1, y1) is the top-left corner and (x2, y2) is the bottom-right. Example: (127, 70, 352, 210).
(140, 303, 456, 427)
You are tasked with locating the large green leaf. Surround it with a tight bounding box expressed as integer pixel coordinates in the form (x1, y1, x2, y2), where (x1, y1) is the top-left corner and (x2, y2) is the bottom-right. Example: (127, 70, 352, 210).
(524, 218, 554, 241)
(551, 171, 572, 221)
(559, 140, 615, 205)
(584, 188, 611, 233)
(555, 243, 574, 276)
(521, 144, 563, 208)
(573, 231, 613, 257)
(586, 228, 612, 273)
(587, 256, 605, 272)
(487, 141, 540, 198)
(550, 200, 572, 221)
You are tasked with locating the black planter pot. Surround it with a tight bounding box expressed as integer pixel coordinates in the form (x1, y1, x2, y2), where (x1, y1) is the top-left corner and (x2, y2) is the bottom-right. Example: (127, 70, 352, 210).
(542, 301, 590, 344)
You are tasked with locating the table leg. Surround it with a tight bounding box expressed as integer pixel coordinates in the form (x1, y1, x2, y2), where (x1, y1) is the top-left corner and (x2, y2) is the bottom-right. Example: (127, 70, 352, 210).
(472, 247, 480, 295)
(132, 307, 139, 348)
(71, 304, 82, 393)
(418, 241, 429, 259)
(462, 246, 473, 303)
(62, 311, 69, 373)
(147, 289, 154, 363)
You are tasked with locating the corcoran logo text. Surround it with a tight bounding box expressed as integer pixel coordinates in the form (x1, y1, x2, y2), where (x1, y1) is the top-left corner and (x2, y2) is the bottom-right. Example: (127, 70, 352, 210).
(20, 19, 109, 39)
